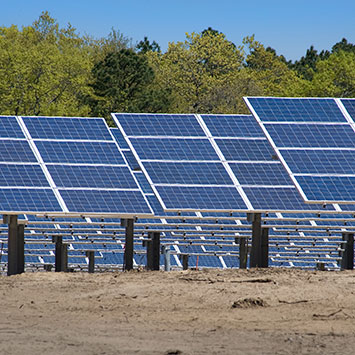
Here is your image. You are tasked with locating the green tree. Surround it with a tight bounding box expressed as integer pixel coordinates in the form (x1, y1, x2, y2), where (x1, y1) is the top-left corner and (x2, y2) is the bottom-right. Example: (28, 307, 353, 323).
(91, 48, 155, 121)
(136, 36, 160, 54)
(148, 31, 244, 113)
(0, 11, 93, 116)
(308, 50, 355, 97)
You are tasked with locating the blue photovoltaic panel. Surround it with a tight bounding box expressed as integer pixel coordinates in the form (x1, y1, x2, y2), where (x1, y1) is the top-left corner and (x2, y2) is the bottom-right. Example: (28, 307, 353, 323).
(47, 165, 138, 189)
(294, 176, 355, 202)
(143, 161, 234, 185)
(155, 185, 247, 210)
(281, 150, 355, 175)
(0, 164, 49, 187)
(247, 98, 347, 122)
(246, 97, 355, 204)
(0, 140, 37, 162)
(215, 138, 275, 161)
(35, 141, 126, 164)
(60, 189, 152, 214)
(0, 116, 25, 138)
(110, 128, 130, 149)
(242, 186, 322, 210)
(122, 151, 140, 170)
(129, 138, 219, 161)
(114, 114, 205, 137)
(22, 117, 112, 141)
(263, 123, 355, 148)
(0, 188, 61, 212)
(340, 99, 355, 120)
(202, 115, 265, 137)
(134, 172, 153, 194)
(229, 162, 292, 185)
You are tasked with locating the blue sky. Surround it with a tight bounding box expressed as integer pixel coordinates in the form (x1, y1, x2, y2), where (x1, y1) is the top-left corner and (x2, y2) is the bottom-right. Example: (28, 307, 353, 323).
(2, 0, 355, 61)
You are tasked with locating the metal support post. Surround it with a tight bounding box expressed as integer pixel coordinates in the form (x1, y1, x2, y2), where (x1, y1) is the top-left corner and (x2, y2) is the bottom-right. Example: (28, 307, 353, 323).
(149, 232, 160, 271)
(260, 227, 269, 268)
(121, 218, 134, 271)
(17, 224, 25, 274)
(248, 213, 262, 268)
(7, 215, 19, 276)
(61, 243, 68, 272)
(181, 254, 189, 270)
(52, 236, 63, 272)
(161, 245, 171, 271)
(236, 237, 247, 269)
(341, 233, 354, 270)
(86, 250, 95, 273)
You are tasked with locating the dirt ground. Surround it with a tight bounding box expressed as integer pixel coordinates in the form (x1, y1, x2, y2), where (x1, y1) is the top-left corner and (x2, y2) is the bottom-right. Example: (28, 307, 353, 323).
(1, 268, 355, 354)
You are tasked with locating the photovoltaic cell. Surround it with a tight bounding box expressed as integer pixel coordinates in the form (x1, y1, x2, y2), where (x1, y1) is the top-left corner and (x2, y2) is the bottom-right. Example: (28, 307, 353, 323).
(229, 162, 291, 185)
(0, 140, 37, 162)
(110, 128, 130, 149)
(202, 115, 264, 137)
(114, 114, 205, 137)
(247, 97, 347, 122)
(143, 161, 234, 185)
(60, 189, 152, 214)
(294, 176, 355, 202)
(263, 123, 355, 148)
(129, 138, 219, 161)
(22, 117, 112, 141)
(340, 99, 355, 120)
(0, 164, 49, 187)
(35, 141, 126, 164)
(47, 165, 138, 189)
(216, 138, 275, 161)
(242, 186, 319, 210)
(0, 116, 25, 138)
(0, 188, 61, 212)
(155, 185, 247, 210)
(281, 150, 355, 175)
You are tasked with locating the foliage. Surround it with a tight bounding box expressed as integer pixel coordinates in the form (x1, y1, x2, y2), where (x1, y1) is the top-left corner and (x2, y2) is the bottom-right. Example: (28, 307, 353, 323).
(0, 11, 93, 116)
(90, 48, 155, 122)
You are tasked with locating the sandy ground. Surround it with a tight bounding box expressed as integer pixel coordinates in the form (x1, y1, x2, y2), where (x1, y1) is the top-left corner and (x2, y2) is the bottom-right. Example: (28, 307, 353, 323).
(1, 268, 355, 354)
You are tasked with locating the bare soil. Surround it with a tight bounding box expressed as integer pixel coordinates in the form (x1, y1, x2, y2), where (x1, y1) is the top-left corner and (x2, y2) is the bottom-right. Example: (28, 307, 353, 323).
(1, 268, 355, 354)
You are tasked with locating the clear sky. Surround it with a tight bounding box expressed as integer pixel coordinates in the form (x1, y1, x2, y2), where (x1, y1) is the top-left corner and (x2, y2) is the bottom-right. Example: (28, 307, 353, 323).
(1, 0, 355, 61)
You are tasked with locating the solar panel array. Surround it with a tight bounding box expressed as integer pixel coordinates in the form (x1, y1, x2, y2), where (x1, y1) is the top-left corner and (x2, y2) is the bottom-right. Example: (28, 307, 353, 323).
(245, 98, 355, 204)
(0, 116, 152, 216)
(113, 113, 337, 213)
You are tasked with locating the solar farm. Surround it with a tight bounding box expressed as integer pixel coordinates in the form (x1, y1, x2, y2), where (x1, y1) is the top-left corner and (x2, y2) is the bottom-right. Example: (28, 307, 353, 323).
(1, 97, 355, 275)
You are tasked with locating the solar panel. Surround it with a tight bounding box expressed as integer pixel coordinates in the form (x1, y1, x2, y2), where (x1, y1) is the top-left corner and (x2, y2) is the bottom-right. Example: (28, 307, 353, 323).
(22, 116, 112, 140)
(36, 141, 126, 164)
(245, 96, 355, 204)
(117, 114, 206, 136)
(0, 115, 152, 216)
(114, 112, 328, 212)
(129, 138, 219, 161)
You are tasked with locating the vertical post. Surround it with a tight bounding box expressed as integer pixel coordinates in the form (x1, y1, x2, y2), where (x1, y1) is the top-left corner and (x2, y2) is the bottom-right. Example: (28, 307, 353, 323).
(260, 227, 269, 268)
(237, 237, 247, 269)
(17, 224, 25, 274)
(341, 233, 354, 270)
(248, 213, 262, 268)
(150, 231, 160, 271)
(7, 215, 19, 276)
(86, 250, 95, 273)
(52, 236, 63, 272)
(146, 239, 153, 270)
(162, 245, 171, 271)
(181, 254, 189, 270)
(61, 243, 68, 272)
(121, 218, 134, 271)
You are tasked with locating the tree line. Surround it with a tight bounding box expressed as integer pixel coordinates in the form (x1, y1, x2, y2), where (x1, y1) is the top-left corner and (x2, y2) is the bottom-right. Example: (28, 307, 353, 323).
(1, 12, 354, 125)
